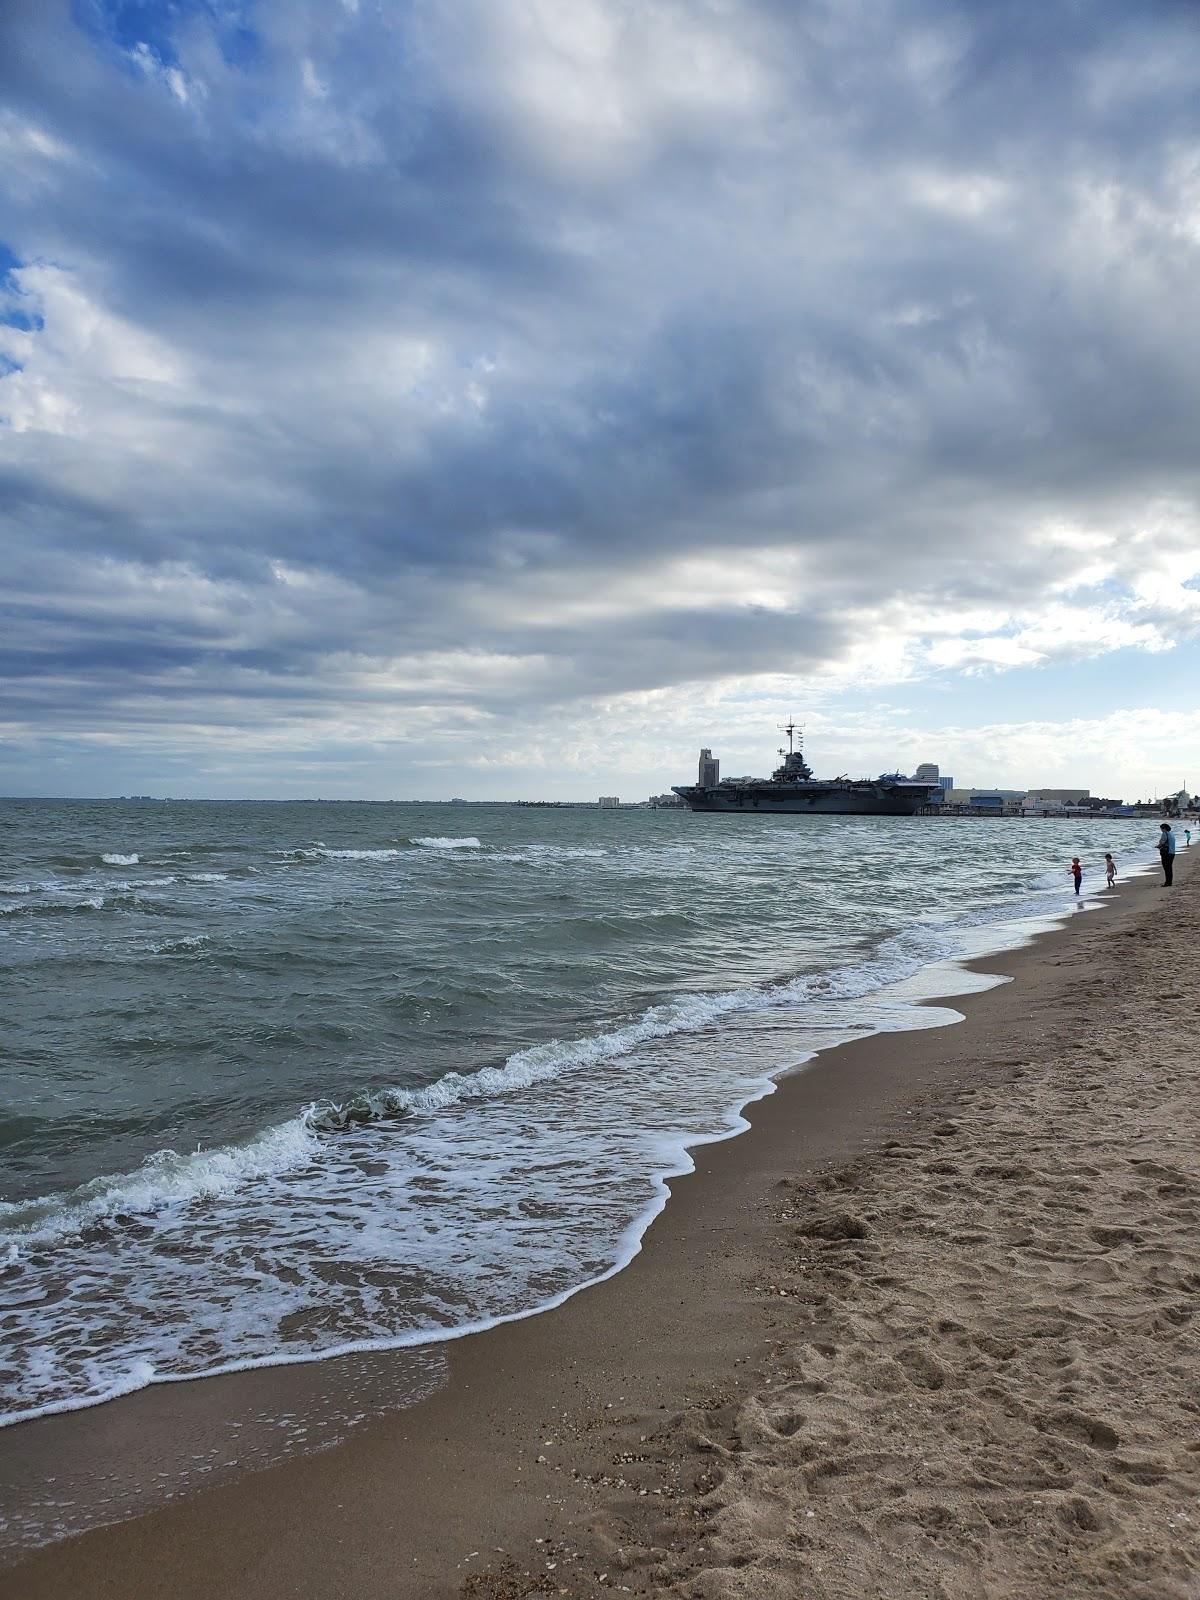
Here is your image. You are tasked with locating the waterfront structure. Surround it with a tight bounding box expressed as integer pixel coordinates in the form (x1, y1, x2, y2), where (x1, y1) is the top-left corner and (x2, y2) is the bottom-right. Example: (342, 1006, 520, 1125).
(598, 796, 620, 809)
(914, 763, 943, 802)
(943, 788, 1025, 807)
(698, 748, 720, 788)
(1025, 788, 1090, 808)
(673, 724, 940, 816)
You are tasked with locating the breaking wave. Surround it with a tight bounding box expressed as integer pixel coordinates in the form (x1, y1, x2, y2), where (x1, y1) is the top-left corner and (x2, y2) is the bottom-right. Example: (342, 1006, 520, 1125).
(0, 1121, 320, 1249)
(150, 935, 211, 956)
(269, 837, 482, 864)
(317, 848, 403, 861)
(305, 986, 756, 1129)
(0, 896, 106, 918)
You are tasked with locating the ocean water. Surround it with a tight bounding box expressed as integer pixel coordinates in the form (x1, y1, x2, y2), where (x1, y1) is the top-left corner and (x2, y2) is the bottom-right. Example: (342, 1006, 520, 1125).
(0, 800, 1158, 1445)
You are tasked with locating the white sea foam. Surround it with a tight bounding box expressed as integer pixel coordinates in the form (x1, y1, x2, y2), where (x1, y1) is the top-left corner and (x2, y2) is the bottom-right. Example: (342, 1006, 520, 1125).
(316, 848, 402, 861)
(187, 872, 229, 882)
(0, 1361, 159, 1430)
(150, 935, 210, 956)
(0, 1120, 319, 1250)
(101, 853, 139, 866)
(411, 836, 481, 849)
(272, 846, 405, 862)
(0, 882, 34, 895)
(495, 844, 609, 863)
(305, 986, 755, 1128)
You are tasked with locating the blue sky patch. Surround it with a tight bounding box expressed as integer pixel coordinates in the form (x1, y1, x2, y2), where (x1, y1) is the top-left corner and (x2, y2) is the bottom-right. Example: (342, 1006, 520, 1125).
(0, 245, 43, 333)
(72, 0, 260, 71)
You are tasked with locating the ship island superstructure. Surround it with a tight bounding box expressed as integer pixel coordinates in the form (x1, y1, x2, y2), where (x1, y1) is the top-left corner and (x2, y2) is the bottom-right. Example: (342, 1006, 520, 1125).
(672, 723, 940, 816)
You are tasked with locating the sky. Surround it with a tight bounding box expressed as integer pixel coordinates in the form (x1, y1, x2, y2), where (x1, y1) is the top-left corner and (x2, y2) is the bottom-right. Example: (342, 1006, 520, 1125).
(2, 0, 1200, 802)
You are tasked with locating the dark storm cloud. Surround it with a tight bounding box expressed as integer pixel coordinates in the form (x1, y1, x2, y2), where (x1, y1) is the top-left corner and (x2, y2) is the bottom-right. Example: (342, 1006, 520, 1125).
(2, 0, 1200, 781)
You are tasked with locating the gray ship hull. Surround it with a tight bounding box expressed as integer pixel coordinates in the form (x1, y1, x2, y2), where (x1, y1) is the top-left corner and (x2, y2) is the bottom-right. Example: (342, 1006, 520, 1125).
(672, 782, 934, 816)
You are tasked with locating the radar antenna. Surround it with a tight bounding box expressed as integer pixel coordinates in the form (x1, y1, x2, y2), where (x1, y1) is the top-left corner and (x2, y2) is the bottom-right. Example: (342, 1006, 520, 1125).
(778, 719, 802, 756)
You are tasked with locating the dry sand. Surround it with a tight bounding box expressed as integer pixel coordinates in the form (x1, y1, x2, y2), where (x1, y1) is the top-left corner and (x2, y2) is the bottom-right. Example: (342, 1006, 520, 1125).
(5, 854, 1198, 1599)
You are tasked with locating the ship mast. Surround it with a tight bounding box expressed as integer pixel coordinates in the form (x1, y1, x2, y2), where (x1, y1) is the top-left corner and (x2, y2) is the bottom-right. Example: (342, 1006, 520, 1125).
(778, 719, 801, 758)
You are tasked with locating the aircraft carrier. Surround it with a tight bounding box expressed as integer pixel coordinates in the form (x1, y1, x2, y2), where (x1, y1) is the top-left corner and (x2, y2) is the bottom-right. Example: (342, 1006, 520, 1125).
(672, 724, 939, 816)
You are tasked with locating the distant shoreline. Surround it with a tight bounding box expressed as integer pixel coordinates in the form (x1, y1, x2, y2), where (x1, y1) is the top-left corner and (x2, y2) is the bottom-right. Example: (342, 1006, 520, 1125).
(4, 793, 1193, 818)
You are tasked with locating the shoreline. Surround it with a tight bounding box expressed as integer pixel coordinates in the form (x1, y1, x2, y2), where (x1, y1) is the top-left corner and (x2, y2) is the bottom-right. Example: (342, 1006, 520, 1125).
(4, 854, 1196, 1597)
(0, 864, 1120, 1447)
(0, 868, 1130, 1439)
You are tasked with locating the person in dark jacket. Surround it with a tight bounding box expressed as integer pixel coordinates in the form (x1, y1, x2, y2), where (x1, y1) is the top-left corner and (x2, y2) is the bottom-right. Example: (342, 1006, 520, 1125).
(1158, 823, 1176, 886)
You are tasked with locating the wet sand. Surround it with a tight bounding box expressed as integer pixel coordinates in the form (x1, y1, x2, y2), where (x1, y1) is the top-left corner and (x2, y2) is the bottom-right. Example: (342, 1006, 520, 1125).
(4, 855, 1197, 1599)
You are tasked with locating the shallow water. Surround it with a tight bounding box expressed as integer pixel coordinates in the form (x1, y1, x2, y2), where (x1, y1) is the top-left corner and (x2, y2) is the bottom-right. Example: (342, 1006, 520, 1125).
(0, 798, 1158, 1441)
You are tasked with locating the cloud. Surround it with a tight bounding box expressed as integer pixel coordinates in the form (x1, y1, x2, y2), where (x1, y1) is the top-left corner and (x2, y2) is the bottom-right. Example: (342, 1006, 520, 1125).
(2, 0, 1200, 793)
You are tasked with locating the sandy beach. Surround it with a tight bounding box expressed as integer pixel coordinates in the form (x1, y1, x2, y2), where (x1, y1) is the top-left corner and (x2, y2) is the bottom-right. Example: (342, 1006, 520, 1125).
(4, 853, 1197, 1600)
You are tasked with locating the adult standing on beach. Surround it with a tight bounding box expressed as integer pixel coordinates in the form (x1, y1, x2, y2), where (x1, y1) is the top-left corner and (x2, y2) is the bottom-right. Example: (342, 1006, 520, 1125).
(1158, 822, 1176, 886)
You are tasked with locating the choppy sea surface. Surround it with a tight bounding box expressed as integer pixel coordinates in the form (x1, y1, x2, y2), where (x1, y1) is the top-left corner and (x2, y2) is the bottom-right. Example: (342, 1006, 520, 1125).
(1, 800, 1158, 1445)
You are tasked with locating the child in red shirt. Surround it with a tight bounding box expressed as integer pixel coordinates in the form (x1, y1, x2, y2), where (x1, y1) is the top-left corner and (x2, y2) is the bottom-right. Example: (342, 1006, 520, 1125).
(1070, 858, 1083, 895)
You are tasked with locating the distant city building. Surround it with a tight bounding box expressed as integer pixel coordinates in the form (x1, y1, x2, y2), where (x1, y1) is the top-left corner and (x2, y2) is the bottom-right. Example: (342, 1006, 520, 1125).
(649, 793, 685, 808)
(1024, 788, 1090, 807)
(913, 763, 947, 802)
(943, 788, 1025, 806)
(598, 796, 620, 808)
(698, 748, 720, 787)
